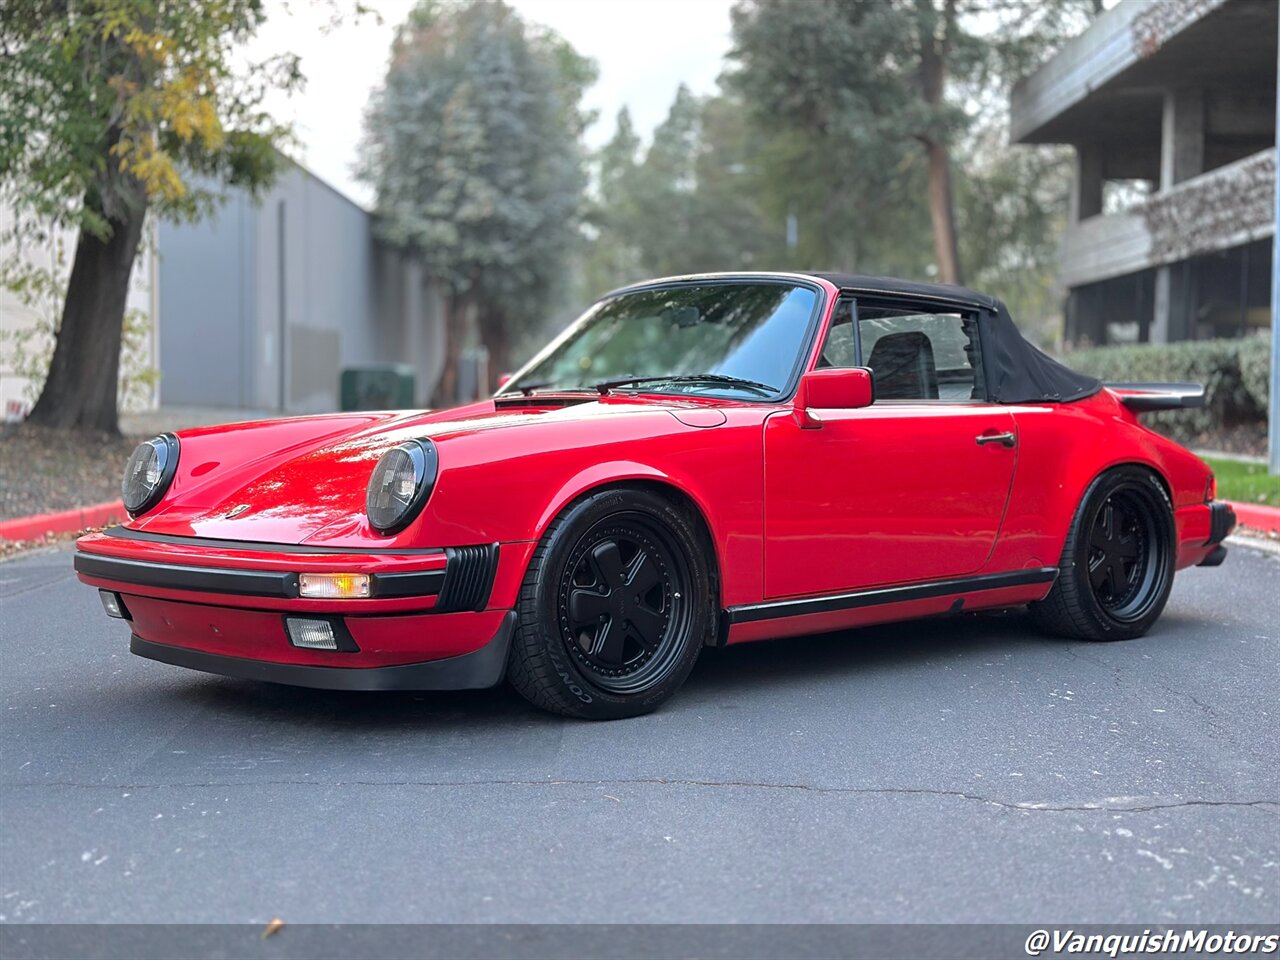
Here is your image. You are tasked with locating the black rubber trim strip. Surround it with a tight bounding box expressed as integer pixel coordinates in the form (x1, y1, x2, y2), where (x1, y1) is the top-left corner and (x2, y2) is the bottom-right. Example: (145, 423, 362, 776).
(373, 569, 447, 599)
(76, 552, 299, 598)
(726, 567, 1059, 625)
(130, 610, 517, 691)
(106, 526, 446, 556)
(77, 551, 447, 600)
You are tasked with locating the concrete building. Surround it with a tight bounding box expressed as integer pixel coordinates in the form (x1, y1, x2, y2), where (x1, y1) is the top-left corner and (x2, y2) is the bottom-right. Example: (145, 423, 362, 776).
(1011, 0, 1277, 346)
(157, 161, 445, 412)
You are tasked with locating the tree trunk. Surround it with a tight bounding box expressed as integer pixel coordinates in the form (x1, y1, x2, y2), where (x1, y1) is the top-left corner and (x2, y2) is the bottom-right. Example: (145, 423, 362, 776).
(27, 198, 147, 434)
(430, 290, 470, 408)
(477, 305, 512, 394)
(915, 0, 963, 286)
(924, 137, 962, 286)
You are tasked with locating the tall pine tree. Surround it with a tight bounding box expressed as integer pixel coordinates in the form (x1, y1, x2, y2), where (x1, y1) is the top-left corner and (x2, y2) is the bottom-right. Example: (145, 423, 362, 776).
(359, 0, 595, 399)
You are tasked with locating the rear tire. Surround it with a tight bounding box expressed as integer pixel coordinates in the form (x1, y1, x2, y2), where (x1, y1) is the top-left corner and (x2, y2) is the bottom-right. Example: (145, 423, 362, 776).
(507, 486, 714, 719)
(1030, 466, 1176, 641)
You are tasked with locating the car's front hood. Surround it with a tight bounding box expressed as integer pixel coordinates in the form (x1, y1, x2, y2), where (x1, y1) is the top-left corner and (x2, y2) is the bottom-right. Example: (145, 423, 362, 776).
(131, 396, 738, 546)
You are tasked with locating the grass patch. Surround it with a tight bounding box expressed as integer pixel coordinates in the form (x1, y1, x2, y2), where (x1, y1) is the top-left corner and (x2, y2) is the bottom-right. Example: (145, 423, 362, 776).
(1202, 456, 1280, 507)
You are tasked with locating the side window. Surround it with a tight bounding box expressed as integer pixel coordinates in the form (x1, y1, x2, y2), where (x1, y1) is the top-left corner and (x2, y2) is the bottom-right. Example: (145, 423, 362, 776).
(817, 299, 858, 368)
(858, 304, 985, 401)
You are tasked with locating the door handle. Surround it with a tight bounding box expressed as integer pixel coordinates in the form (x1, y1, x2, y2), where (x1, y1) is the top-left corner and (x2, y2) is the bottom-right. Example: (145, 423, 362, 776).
(976, 431, 1016, 448)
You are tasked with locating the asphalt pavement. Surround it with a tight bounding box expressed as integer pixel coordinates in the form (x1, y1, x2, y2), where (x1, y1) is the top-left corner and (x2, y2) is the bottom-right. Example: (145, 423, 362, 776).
(1, 541, 1277, 938)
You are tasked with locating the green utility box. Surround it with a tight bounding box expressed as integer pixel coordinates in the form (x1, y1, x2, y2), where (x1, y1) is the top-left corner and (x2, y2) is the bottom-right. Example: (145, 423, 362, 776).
(340, 365, 417, 411)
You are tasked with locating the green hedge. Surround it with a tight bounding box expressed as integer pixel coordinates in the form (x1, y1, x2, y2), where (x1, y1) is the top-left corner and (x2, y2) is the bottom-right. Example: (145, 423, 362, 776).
(1237, 335, 1271, 413)
(1062, 335, 1270, 441)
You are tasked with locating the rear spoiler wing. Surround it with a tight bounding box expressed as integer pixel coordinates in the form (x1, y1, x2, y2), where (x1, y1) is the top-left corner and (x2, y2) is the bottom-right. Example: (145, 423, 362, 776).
(1106, 381, 1205, 412)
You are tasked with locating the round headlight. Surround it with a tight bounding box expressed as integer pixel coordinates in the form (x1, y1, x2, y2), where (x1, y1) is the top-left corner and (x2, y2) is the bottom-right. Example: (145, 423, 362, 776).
(121, 434, 179, 516)
(366, 439, 438, 535)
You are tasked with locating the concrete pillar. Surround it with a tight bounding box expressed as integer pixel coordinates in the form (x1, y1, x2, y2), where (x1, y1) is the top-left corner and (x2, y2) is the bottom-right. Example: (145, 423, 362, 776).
(1072, 143, 1105, 222)
(1160, 88, 1205, 190)
(1064, 288, 1081, 344)
(1270, 11, 1280, 475)
(1152, 266, 1172, 344)
(1152, 90, 1205, 343)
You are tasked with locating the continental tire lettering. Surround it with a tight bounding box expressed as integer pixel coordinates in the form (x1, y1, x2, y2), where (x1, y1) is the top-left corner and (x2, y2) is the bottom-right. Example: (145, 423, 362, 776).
(548, 647, 593, 703)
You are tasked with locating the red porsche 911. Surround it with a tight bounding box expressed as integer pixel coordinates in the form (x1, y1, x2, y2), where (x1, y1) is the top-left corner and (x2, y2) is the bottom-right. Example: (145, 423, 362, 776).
(75, 272, 1235, 719)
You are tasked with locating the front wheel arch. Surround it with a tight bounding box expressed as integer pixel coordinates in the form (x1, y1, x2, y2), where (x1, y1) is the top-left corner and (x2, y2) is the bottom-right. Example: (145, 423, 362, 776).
(507, 483, 718, 718)
(532, 472, 723, 614)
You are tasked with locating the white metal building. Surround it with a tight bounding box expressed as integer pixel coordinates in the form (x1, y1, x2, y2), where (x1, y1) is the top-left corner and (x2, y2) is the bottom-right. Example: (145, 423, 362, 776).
(157, 162, 446, 413)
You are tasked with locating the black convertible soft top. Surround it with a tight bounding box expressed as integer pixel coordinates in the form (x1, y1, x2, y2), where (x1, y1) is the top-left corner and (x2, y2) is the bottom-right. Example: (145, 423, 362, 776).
(809, 272, 1102, 404)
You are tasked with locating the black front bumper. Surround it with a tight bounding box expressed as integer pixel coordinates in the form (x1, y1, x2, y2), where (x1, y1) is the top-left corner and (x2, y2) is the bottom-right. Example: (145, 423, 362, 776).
(130, 611, 516, 691)
(75, 534, 499, 612)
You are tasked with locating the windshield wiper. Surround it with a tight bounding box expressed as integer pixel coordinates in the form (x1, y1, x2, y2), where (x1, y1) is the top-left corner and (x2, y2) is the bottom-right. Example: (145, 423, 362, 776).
(593, 374, 778, 396)
(511, 381, 555, 396)
(502, 381, 597, 396)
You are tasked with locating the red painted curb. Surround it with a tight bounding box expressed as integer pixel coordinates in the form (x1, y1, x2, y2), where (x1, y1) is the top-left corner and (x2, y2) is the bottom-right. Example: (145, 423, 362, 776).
(0, 500, 126, 542)
(1229, 500, 1280, 534)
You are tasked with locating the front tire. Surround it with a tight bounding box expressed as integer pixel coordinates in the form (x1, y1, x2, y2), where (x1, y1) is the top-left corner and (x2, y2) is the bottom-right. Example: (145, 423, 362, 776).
(507, 487, 714, 719)
(1030, 466, 1176, 641)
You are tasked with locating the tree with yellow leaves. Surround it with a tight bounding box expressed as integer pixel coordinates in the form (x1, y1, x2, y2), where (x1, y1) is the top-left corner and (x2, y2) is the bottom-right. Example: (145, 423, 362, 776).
(0, 0, 302, 432)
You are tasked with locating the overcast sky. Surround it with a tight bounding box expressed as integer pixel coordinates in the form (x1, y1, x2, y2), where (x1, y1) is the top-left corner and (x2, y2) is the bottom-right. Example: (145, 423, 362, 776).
(244, 0, 736, 209)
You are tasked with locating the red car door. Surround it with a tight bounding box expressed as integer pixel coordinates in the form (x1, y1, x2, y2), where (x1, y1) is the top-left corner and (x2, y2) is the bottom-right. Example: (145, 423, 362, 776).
(764, 404, 1018, 598)
(763, 298, 1018, 599)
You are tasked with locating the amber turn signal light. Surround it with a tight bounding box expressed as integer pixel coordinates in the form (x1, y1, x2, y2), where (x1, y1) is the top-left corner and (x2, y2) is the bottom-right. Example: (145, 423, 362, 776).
(298, 573, 371, 599)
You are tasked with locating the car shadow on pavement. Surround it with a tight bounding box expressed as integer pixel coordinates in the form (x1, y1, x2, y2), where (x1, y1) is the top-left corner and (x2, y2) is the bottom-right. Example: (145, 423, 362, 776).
(696, 610, 1047, 681)
(159, 673, 543, 729)
(696, 606, 1225, 684)
(124, 606, 1213, 730)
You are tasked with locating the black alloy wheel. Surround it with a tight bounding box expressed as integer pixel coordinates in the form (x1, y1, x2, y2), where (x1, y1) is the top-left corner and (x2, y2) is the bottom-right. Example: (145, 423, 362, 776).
(1086, 489, 1160, 621)
(559, 516, 691, 694)
(1031, 466, 1176, 641)
(507, 486, 713, 719)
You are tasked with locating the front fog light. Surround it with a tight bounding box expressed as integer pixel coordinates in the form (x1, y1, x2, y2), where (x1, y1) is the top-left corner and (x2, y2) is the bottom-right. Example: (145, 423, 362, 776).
(286, 617, 339, 650)
(298, 572, 370, 599)
(99, 590, 129, 620)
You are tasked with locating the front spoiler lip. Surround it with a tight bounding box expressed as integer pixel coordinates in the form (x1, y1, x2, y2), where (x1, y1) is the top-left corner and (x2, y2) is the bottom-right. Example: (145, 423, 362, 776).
(129, 610, 517, 691)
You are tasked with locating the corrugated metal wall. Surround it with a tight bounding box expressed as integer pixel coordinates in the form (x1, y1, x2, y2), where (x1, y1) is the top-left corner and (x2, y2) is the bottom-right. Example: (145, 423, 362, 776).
(158, 163, 444, 413)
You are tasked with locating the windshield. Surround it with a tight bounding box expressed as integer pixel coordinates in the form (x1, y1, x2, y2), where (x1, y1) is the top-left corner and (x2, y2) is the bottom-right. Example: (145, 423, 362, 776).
(503, 280, 821, 400)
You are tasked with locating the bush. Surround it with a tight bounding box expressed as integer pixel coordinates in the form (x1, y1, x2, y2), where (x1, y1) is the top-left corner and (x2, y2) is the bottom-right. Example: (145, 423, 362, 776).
(1062, 336, 1270, 443)
(1237, 333, 1270, 412)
